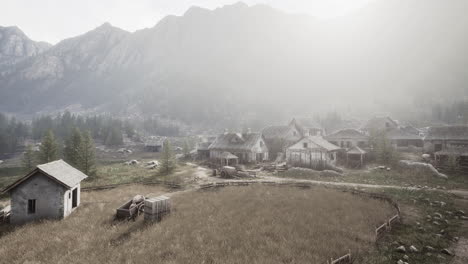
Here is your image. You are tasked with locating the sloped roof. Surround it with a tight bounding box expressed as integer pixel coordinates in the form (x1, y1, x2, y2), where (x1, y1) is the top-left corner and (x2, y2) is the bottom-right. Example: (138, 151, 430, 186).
(386, 128, 423, 140)
(220, 152, 239, 159)
(401, 125, 422, 136)
(325, 129, 368, 140)
(347, 146, 367, 155)
(288, 136, 340, 152)
(262, 125, 291, 139)
(209, 133, 264, 152)
(362, 116, 398, 131)
(425, 125, 468, 141)
(2, 160, 88, 193)
(197, 142, 212, 151)
(145, 138, 163, 147)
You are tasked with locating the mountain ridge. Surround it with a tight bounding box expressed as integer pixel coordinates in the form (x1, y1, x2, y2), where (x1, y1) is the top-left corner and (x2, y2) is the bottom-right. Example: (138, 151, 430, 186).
(0, 1, 467, 125)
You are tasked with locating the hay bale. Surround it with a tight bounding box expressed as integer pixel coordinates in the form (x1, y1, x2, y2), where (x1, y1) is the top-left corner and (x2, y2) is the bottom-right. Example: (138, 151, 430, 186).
(398, 160, 448, 179)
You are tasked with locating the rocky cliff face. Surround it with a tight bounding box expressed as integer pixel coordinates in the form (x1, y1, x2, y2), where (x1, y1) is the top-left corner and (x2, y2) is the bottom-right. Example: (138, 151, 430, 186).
(0, 26, 51, 68)
(0, 1, 468, 123)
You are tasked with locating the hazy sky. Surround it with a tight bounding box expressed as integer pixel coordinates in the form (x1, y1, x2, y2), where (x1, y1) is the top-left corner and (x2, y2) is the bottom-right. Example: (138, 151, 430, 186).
(1, 0, 374, 44)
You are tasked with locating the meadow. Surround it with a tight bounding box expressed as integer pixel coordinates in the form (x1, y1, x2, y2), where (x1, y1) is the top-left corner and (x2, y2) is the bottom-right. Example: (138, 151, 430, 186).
(0, 185, 396, 264)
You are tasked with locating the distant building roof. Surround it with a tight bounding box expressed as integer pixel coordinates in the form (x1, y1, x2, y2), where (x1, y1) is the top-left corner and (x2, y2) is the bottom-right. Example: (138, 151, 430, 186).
(209, 133, 265, 152)
(145, 138, 163, 147)
(386, 128, 423, 140)
(325, 129, 368, 140)
(262, 125, 292, 139)
(288, 136, 340, 152)
(2, 160, 88, 193)
(425, 125, 468, 141)
(197, 142, 212, 151)
(347, 146, 367, 155)
(219, 152, 239, 160)
(362, 116, 399, 131)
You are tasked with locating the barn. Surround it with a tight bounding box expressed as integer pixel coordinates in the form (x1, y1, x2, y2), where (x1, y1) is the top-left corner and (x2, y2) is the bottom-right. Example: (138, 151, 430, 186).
(2, 160, 88, 224)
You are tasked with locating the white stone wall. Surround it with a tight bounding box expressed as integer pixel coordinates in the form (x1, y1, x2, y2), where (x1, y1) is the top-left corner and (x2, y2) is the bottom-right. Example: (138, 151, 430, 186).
(10, 172, 66, 224)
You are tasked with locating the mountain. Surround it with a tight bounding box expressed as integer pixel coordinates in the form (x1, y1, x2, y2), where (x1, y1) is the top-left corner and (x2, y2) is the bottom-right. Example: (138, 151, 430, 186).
(0, 26, 51, 68)
(1, 0, 468, 126)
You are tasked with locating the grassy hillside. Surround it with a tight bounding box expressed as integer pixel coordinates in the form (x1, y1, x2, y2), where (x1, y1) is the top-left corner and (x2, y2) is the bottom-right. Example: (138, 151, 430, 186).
(0, 185, 395, 263)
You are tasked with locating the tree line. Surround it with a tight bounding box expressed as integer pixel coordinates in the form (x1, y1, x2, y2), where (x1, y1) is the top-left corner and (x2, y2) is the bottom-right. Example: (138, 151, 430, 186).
(23, 128, 96, 176)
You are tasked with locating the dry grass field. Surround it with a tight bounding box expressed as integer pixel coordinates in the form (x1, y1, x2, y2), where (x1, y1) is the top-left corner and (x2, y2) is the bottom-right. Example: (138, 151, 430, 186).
(0, 185, 396, 264)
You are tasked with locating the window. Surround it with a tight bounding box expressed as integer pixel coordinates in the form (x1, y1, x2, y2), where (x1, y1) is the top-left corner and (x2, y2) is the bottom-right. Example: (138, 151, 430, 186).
(28, 199, 36, 214)
(303, 142, 308, 148)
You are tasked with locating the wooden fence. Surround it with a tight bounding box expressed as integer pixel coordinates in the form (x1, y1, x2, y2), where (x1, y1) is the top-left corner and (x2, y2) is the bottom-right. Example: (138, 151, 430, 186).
(327, 250, 352, 264)
(198, 180, 402, 263)
(82, 180, 182, 192)
(375, 213, 400, 240)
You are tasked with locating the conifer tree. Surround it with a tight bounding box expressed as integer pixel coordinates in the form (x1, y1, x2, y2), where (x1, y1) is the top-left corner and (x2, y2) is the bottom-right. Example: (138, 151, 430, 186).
(38, 130, 59, 164)
(64, 127, 83, 167)
(159, 139, 176, 175)
(182, 139, 190, 157)
(22, 145, 36, 171)
(77, 131, 96, 176)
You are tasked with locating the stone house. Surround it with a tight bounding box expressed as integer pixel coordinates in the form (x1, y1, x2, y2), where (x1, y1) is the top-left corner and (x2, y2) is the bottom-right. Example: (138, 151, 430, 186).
(2, 160, 88, 224)
(286, 135, 340, 170)
(209, 132, 269, 165)
(325, 129, 369, 150)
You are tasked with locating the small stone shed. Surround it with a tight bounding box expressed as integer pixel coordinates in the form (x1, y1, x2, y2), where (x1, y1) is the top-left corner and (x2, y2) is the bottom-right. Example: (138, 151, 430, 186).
(2, 160, 88, 224)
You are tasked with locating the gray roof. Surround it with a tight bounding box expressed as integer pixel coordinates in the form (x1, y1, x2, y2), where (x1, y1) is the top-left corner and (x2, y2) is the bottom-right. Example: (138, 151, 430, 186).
(37, 160, 88, 187)
(386, 128, 423, 140)
(325, 129, 368, 140)
(220, 152, 239, 159)
(262, 125, 292, 139)
(197, 142, 213, 151)
(209, 133, 264, 152)
(347, 146, 367, 155)
(288, 136, 341, 152)
(362, 116, 398, 131)
(425, 125, 468, 141)
(2, 160, 88, 193)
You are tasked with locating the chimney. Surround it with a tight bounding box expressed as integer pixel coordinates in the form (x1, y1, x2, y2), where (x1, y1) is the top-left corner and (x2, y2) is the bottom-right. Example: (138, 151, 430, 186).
(304, 129, 310, 137)
(224, 128, 228, 135)
(316, 130, 322, 137)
